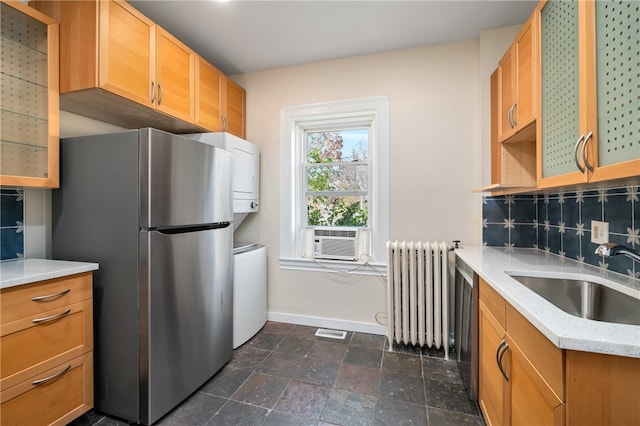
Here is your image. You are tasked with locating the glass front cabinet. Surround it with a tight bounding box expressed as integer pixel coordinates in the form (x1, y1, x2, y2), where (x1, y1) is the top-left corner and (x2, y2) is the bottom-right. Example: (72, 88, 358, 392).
(1, 0, 59, 188)
(539, 0, 639, 187)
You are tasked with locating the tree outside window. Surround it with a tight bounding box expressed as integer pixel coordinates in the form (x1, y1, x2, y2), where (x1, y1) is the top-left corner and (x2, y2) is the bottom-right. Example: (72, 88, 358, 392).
(305, 129, 369, 227)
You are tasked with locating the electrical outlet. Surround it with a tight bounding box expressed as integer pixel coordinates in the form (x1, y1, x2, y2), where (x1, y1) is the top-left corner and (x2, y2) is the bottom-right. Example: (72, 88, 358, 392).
(591, 220, 609, 244)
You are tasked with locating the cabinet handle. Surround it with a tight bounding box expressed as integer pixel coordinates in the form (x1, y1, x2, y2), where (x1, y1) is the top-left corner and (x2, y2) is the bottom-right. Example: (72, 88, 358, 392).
(31, 288, 70, 301)
(496, 339, 510, 382)
(507, 104, 515, 128)
(582, 131, 594, 172)
(573, 134, 586, 173)
(158, 83, 164, 105)
(511, 102, 517, 128)
(32, 309, 71, 324)
(32, 365, 71, 386)
(507, 103, 517, 128)
(150, 82, 156, 104)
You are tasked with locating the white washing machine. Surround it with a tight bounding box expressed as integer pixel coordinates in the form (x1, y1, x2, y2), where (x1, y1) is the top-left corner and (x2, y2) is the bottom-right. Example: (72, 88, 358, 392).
(233, 242, 267, 348)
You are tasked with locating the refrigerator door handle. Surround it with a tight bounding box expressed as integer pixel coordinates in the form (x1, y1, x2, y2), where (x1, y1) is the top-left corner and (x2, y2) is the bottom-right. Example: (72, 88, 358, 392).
(155, 222, 231, 235)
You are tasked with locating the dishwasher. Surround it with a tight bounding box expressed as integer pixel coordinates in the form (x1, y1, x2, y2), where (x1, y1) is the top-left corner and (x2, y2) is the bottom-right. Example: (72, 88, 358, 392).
(454, 254, 478, 402)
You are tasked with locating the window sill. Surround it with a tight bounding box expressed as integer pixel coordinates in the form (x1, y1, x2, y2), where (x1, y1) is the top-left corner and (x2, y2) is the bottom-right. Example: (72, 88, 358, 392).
(279, 257, 387, 276)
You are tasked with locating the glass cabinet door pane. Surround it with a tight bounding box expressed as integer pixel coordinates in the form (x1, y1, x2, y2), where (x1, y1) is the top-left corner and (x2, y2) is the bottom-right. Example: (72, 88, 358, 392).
(595, 1, 640, 167)
(540, 0, 580, 178)
(0, 2, 50, 180)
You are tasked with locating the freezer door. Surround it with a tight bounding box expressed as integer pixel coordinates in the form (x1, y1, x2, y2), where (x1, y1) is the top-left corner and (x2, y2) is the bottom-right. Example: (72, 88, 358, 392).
(139, 128, 233, 229)
(140, 225, 233, 425)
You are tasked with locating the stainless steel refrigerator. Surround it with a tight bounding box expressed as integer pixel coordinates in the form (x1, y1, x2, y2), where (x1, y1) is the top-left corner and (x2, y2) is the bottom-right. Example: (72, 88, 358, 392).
(52, 128, 233, 425)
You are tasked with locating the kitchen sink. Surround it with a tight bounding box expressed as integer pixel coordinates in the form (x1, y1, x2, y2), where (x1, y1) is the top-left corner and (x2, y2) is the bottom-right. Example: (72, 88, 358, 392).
(509, 275, 640, 326)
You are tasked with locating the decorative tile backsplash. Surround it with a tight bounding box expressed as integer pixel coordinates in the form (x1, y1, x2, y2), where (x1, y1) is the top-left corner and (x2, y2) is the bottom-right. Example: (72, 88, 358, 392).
(483, 186, 639, 278)
(0, 189, 24, 260)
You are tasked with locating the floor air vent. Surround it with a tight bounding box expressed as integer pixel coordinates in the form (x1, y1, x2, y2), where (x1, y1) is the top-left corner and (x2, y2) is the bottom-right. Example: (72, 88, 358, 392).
(315, 328, 348, 340)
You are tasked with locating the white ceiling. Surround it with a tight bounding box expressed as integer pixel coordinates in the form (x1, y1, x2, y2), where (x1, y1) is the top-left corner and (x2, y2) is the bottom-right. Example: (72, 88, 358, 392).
(129, 0, 538, 75)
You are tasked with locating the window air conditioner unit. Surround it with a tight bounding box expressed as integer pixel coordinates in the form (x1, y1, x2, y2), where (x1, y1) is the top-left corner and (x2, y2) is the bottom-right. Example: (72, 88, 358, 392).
(312, 228, 359, 261)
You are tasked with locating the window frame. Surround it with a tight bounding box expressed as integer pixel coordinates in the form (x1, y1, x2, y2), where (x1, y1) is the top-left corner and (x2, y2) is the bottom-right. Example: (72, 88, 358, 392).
(279, 97, 389, 274)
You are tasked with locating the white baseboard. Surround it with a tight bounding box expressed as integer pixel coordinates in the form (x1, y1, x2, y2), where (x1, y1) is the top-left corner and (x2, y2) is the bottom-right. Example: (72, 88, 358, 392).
(267, 312, 386, 336)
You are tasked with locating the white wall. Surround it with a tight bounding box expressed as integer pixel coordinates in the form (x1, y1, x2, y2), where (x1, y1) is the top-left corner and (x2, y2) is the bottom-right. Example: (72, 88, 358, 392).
(233, 39, 485, 333)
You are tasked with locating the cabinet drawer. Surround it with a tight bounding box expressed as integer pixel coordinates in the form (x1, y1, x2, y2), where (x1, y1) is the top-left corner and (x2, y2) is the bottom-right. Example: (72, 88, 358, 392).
(0, 272, 92, 325)
(479, 278, 506, 328)
(1, 352, 93, 426)
(506, 303, 564, 399)
(0, 300, 93, 389)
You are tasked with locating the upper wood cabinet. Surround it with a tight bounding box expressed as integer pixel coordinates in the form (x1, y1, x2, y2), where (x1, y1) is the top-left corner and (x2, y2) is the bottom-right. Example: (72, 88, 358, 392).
(194, 58, 246, 138)
(223, 76, 246, 139)
(497, 13, 538, 143)
(538, 0, 640, 187)
(96, 0, 154, 108)
(195, 55, 223, 131)
(0, 0, 59, 188)
(31, 0, 245, 135)
(154, 26, 195, 123)
(475, 66, 536, 194)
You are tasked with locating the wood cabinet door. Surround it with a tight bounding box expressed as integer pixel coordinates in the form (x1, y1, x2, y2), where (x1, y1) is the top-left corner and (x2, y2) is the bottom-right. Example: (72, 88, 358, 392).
(514, 17, 535, 131)
(479, 301, 508, 426)
(223, 77, 246, 138)
(508, 337, 564, 426)
(566, 350, 640, 426)
(0, 0, 59, 188)
(498, 46, 516, 141)
(538, 0, 587, 187)
(586, 0, 640, 182)
(98, 0, 154, 108)
(195, 56, 223, 131)
(155, 26, 194, 122)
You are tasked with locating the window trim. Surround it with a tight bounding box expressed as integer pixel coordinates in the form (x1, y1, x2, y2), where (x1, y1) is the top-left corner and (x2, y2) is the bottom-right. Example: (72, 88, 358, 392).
(279, 97, 389, 274)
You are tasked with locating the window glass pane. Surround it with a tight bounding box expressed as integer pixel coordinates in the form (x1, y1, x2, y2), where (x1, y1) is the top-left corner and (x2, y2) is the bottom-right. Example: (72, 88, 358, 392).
(307, 195, 368, 227)
(306, 164, 369, 192)
(307, 129, 368, 163)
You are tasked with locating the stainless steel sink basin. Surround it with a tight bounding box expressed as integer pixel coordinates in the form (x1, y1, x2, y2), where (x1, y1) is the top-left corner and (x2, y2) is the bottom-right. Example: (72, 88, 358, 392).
(509, 275, 640, 326)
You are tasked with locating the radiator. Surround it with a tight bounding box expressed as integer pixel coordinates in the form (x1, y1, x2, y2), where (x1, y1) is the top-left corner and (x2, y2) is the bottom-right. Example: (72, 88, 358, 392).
(386, 241, 450, 359)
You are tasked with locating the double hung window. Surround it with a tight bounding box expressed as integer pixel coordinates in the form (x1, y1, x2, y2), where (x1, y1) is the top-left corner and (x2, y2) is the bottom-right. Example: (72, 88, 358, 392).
(280, 97, 389, 273)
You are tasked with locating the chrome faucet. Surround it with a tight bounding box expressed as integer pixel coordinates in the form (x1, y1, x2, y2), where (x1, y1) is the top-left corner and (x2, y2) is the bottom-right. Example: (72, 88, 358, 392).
(595, 243, 640, 263)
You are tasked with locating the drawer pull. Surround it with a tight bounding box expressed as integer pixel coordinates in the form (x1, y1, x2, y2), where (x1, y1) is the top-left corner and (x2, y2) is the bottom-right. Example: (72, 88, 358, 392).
(32, 365, 71, 386)
(496, 339, 510, 382)
(31, 288, 71, 301)
(32, 309, 71, 324)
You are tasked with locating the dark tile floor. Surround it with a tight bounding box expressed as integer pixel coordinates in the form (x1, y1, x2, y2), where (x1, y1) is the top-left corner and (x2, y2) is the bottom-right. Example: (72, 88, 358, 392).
(71, 322, 484, 425)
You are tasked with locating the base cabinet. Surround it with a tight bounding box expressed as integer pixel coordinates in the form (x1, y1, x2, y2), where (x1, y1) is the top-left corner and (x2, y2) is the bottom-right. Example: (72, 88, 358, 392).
(0, 272, 94, 426)
(479, 278, 565, 426)
(566, 350, 640, 425)
(479, 298, 507, 426)
(479, 277, 640, 426)
(508, 336, 564, 426)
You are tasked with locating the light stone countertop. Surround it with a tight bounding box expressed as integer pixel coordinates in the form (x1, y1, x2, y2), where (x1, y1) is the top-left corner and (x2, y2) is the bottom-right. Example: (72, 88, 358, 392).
(455, 246, 640, 358)
(0, 258, 99, 289)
